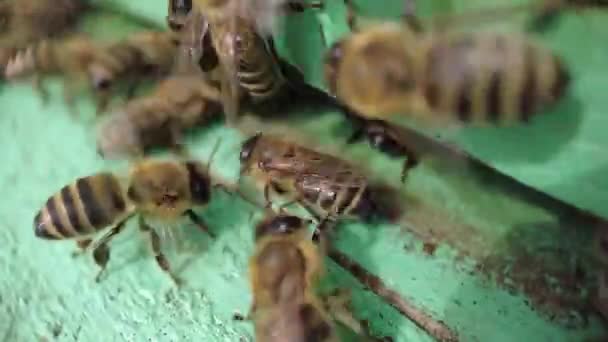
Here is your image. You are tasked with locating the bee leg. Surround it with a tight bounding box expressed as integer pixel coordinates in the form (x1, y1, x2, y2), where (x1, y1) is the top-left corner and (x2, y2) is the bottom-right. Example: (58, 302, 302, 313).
(93, 242, 110, 283)
(139, 216, 182, 286)
(94, 90, 111, 116)
(185, 209, 215, 239)
(284, 0, 324, 12)
(400, 147, 419, 183)
(32, 75, 50, 104)
(71, 238, 93, 258)
(324, 288, 387, 341)
(342, 0, 361, 32)
(323, 288, 363, 335)
(263, 183, 273, 208)
(62, 80, 79, 117)
(89, 220, 128, 282)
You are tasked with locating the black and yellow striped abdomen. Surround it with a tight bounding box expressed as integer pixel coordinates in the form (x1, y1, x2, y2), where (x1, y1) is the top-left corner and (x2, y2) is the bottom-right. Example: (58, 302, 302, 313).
(34, 173, 128, 240)
(422, 33, 570, 124)
(237, 40, 286, 103)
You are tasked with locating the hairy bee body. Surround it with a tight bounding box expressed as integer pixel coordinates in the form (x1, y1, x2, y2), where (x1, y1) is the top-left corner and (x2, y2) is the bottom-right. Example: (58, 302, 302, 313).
(34, 160, 214, 282)
(34, 160, 212, 239)
(325, 22, 570, 124)
(96, 75, 222, 159)
(34, 173, 128, 240)
(250, 214, 339, 342)
(240, 134, 378, 222)
(209, 15, 287, 102)
(88, 31, 177, 89)
(4, 35, 99, 80)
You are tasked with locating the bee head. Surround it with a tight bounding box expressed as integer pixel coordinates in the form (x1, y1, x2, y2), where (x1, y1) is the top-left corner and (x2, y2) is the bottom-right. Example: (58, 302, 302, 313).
(323, 40, 344, 95)
(255, 215, 309, 241)
(127, 162, 192, 217)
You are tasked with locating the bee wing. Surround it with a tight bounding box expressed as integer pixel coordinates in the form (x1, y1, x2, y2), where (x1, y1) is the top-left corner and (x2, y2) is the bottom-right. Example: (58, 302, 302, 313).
(173, 10, 211, 76)
(218, 14, 243, 124)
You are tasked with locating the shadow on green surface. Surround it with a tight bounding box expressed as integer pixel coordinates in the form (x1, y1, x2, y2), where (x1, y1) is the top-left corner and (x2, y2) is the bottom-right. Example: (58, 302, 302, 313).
(455, 96, 583, 164)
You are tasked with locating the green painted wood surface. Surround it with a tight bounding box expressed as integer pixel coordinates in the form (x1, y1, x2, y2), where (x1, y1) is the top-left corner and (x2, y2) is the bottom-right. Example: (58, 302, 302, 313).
(0, 2, 606, 342)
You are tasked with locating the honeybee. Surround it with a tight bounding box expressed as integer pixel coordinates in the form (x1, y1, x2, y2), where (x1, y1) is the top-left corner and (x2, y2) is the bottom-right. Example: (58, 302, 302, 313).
(323, 0, 571, 126)
(188, 0, 322, 124)
(87, 30, 179, 113)
(239, 133, 398, 228)
(34, 159, 217, 283)
(5, 30, 178, 113)
(248, 214, 378, 341)
(96, 75, 223, 159)
(4, 35, 106, 109)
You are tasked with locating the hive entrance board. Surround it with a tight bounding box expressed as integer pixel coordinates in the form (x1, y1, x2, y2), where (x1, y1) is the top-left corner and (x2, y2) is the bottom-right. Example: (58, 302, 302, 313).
(0, 1, 605, 341)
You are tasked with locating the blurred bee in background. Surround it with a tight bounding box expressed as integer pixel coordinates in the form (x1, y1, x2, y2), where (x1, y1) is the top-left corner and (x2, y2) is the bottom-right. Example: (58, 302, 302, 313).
(87, 30, 179, 114)
(4, 30, 178, 114)
(34, 159, 219, 284)
(96, 75, 223, 159)
(246, 213, 379, 341)
(239, 133, 400, 234)
(4, 35, 108, 110)
(0, 0, 86, 76)
(185, 0, 323, 124)
(323, 0, 571, 126)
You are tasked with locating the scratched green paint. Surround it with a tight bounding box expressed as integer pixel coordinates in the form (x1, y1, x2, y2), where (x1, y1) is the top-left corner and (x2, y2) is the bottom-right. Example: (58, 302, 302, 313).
(0, 2, 606, 342)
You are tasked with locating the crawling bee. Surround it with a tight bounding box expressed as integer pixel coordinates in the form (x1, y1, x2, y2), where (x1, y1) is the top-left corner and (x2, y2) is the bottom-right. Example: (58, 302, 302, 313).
(239, 133, 398, 228)
(248, 214, 377, 341)
(87, 30, 179, 113)
(96, 75, 223, 159)
(4, 35, 107, 108)
(323, 0, 571, 126)
(5, 30, 178, 113)
(189, 0, 322, 124)
(34, 159, 217, 283)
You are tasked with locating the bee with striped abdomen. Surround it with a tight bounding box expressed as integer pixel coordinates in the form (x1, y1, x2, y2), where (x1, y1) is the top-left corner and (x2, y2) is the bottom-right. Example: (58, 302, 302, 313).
(189, 0, 322, 124)
(323, 0, 571, 126)
(239, 133, 399, 230)
(96, 75, 223, 159)
(4, 35, 105, 110)
(34, 159, 217, 284)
